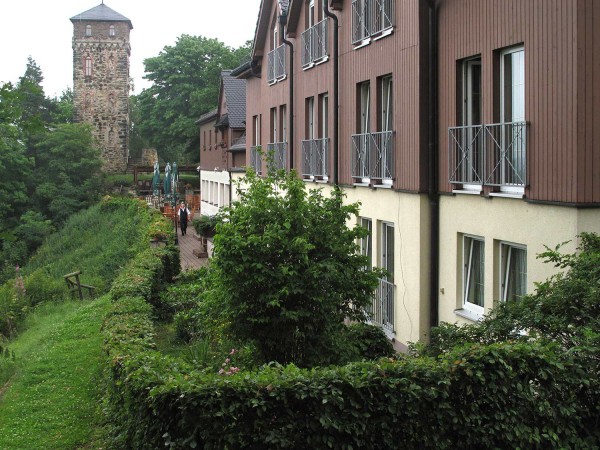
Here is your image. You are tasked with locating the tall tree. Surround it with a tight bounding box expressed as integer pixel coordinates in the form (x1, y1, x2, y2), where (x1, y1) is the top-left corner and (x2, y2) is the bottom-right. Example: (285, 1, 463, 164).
(209, 167, 384, 366)
(32, 123, 103, 225)
(135, 35, 251, 162)
(0, 83, 32, 233)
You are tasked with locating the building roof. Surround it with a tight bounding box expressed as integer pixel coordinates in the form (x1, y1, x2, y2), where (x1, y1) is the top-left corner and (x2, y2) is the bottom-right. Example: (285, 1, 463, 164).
(221, 71, 246, 129)
(70, 3, 133, 29)
(195, 108, 218, 125)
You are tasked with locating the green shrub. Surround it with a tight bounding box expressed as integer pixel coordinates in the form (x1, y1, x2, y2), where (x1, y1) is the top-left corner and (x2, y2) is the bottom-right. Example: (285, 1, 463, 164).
(338, 322, 395, 362)
(192, 215, 218, 238)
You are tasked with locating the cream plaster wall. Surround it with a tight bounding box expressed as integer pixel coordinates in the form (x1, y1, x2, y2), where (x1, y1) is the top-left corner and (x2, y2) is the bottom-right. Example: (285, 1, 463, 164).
(438, 194, 600, 326)
(313, 183, 432, 347)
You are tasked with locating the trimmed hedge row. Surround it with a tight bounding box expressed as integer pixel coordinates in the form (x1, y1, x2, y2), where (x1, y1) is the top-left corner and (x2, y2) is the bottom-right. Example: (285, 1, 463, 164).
(104, 272, 597, 448)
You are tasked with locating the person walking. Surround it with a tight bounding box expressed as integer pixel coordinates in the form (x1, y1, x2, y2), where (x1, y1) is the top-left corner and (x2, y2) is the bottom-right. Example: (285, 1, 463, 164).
(177, 201, 191, 236)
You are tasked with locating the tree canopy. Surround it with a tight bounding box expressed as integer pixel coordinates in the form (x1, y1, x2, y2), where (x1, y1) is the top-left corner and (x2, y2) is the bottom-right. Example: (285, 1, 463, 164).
(133, 35, 251, 162)
(0, 60, 101, 282)
(208, 165, 384, 366)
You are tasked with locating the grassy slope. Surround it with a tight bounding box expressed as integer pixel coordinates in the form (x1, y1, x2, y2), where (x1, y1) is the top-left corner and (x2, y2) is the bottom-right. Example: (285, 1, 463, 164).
(0, 198, 164, 448)
(0, 298, 110, 449)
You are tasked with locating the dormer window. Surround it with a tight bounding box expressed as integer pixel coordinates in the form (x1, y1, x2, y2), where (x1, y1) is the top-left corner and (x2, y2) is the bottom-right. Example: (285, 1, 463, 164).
(86, 25, 92, 37)
(109, 25, 115, 36)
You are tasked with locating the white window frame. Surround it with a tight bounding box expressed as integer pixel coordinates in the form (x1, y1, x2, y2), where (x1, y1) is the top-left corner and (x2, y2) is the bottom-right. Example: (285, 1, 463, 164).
(380, 221, 394, 282)
(380, 75, 393, 132)
(360, 82, 371, 134)
(271, 107, 278, 144)
(463, 235, 485, 315)
(499, 45, 525, 194)
(359, 217, 372, 270)
(280, 105, 287, 143)
(462, 57, 482, 191)
(500, 242, 527, 303)
(109, 25, 115, 36)
(85, 25, 92, 36)
(321, 94, 329, 139)
(308, 97, 315, 140)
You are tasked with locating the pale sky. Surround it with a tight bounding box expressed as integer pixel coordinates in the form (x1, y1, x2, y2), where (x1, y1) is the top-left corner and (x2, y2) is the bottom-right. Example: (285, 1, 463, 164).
(0, 0, 261, 98)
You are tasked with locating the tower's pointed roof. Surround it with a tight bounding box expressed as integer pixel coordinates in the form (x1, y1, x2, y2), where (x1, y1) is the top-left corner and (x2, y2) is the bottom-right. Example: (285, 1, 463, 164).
(70, 3, 133, 29)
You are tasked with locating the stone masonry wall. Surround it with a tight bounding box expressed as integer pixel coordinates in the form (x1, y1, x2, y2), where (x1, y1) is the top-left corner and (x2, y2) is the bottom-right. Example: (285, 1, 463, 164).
(73, 21, 130, 173)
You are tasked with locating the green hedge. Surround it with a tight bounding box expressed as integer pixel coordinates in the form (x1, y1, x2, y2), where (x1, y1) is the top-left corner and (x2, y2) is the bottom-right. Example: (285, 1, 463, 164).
(102, 231, 598, 449)
(103, 303, 597, 448)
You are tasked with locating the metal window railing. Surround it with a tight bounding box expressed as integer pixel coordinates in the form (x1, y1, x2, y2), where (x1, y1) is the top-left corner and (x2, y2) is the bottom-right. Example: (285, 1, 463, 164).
(352, 0, 394, 44)
(448, 121, 527, 187)
(250, 146, 262, 175)
(351, 131, 394, 182)
(367, 277, 394, 332)
(301, 138, 329, 179)
(301, 19, 329, 68)
(266, 142, 287, 172)
(267, 44, 287, 84)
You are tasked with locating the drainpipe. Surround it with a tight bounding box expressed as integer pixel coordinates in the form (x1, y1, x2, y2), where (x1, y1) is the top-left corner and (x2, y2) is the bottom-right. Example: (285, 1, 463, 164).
(426, 0, 440, 330)
(281, 13, 295, 170)
(323, 2, 339, 186)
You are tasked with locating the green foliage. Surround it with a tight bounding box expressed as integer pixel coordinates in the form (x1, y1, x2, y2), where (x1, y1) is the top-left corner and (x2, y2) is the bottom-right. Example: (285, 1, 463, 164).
(422, 232, 600, 357)
(32, 123, 103, 225)
(192, 214, 218, 238)
(0, 82, 33, 232)
(135, 35, 251, 161)
(0, 297, 112, 449)
(0, 197, 165, 338)
(337, 322, 395, 363)
(101, 232, 600, 448)
(210, 168, 383, 366)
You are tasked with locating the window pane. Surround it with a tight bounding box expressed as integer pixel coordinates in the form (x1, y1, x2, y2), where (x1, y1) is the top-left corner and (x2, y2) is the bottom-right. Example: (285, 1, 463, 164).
(360, 218, 372, 270)
(382, 222, 394, 281)
(503, 245, 527, 302)
(465, 237, 484, 307)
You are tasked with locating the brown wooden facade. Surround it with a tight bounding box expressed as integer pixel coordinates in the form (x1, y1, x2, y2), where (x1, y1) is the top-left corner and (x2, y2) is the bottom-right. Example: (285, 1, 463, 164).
(241, 0, 600, 345)
(438, 0, 600, 205)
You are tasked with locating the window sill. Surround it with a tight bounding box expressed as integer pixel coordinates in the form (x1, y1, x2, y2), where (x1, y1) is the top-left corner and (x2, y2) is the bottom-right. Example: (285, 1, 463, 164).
(353, 38, 371, 50)
(302, 63, 314, 70)
(489, 191, 524, 199)
(353, 182, 370, 187)
(373, 183, 392, 189)
(452, 189, 482, 195)
(454, 308, 483, 322)
(372, 28, 394, 41)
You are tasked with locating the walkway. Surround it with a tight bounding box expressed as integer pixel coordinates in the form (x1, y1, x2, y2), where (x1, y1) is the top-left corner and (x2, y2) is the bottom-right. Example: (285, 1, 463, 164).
(177, 222, 210, 271)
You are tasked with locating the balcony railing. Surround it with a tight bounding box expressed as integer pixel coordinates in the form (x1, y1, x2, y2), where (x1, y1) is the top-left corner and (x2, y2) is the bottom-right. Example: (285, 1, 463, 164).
(351, 131, 393, 183)
(250, 146, 262, 175)
(267, 44, 287, 84)
(302, 138, 329, 180)
(368, 278, 394, 332)
(266, 142, 287, 172)
(301, 19, 329, 68)
(352, 0, 395, 44)
(448, 121, 527, 187)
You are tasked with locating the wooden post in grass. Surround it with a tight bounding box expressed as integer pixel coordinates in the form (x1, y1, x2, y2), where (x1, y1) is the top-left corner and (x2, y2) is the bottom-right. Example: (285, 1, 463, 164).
(63, 271, 96, 300)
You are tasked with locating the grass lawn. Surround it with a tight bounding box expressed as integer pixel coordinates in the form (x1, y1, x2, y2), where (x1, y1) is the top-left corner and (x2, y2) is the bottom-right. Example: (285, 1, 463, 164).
(0, 297, 111, 449)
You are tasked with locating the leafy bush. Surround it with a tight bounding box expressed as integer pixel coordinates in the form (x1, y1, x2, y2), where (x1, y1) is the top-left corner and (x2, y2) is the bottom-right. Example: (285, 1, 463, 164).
(192, 215, 218, 238)
(209, 169, 383, 366)
(421, 232, 600, 357)
(338, 322, 395, 362)
(101, 233, 600, 448)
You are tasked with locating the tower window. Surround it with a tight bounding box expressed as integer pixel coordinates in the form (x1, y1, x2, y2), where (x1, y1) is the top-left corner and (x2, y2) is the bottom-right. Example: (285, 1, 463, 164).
(109, 25, 115, 36)
(84, 57, 93, 77)
(86, 25, 92, 37)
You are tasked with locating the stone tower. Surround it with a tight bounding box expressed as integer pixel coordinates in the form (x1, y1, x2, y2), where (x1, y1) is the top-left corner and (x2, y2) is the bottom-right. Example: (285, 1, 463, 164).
(70, 3, 132, 173)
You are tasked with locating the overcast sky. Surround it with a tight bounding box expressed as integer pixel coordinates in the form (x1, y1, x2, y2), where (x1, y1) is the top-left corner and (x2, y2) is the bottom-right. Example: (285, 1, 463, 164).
(0, 0, 261, 98)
